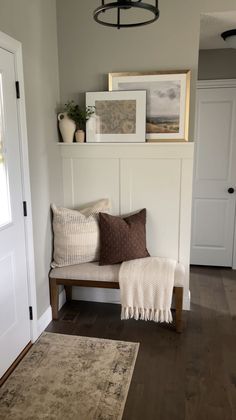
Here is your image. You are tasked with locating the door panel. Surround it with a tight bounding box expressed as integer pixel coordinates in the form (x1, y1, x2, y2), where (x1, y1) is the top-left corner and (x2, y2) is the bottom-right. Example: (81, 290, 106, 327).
(191, 87, 236, 266)
(0, 138, 11, 227)
(192, 198, 235, 266)
(0, 47, 30, 378)
(0, 254, 16, 336)
(196, 100, 233, 181)
(62, 157, 120, 214)
(120, 158, 181, 259)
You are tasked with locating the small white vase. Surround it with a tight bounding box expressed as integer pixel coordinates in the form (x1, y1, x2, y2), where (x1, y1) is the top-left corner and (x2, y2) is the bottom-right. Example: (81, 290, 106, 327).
(75, 130, 85, 143)
(58, 112, 76, 143)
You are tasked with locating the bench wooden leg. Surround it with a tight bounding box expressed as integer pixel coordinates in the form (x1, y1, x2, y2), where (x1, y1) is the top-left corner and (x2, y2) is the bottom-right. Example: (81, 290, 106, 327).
(65, 285, 72, 302)
(175, 287, 183, 333)
(50, 278, 59, 320)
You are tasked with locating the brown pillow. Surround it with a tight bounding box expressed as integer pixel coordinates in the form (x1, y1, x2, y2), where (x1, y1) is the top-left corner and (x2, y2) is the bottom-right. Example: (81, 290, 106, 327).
(99, 209, 150, 265)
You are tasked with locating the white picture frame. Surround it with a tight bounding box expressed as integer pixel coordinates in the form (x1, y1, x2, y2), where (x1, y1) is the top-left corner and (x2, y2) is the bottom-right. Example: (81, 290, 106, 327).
(86, 90, 146, 143)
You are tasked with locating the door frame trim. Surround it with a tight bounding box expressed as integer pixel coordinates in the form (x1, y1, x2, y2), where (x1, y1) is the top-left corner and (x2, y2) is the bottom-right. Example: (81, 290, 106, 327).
(197, 79, 236, 89)
(196, 79, 236, 269)
(0, 31, 38, 341)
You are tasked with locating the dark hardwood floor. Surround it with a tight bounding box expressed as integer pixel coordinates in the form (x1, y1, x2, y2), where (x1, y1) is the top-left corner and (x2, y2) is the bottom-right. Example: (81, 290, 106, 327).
(46, 266, 236, 420)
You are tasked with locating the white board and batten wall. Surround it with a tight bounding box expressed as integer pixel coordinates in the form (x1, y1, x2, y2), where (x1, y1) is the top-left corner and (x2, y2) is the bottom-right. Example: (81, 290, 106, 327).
(59, 142, 194, 310)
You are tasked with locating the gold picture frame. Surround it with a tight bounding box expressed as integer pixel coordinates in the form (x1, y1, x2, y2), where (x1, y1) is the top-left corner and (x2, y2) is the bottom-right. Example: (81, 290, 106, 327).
(108, 70, 191, 142)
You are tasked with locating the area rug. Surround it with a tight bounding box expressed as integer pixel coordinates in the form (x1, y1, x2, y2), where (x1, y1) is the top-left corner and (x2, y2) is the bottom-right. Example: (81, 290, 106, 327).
(0, 332, 139, 420)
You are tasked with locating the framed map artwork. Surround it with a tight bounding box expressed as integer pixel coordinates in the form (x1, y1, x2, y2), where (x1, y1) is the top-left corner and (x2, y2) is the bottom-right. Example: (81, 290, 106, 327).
(86, 90, 146, 143)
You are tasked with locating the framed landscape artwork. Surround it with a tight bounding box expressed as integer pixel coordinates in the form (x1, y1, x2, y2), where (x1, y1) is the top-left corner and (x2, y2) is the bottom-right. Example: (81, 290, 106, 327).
(86, 90, 146, 143)
(109, 70, 191, 142)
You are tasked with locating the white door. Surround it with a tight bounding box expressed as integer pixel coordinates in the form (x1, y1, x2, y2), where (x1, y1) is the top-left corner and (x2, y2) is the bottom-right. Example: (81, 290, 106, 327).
(191, 86, 236, 266)
(0, 47, 30, 378)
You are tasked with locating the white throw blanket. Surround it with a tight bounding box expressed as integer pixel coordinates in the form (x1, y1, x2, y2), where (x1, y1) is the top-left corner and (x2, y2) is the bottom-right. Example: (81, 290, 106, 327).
(119, 257, 177, 323)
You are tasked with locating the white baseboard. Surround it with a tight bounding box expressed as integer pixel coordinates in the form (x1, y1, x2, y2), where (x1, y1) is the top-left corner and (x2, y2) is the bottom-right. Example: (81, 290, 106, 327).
(65, 286, 190, 309)
(37, 306, 52, 337)
(59, 288, 66, 309)
(71, 286, 191, 309)
(72, 286, 120, 304)
(37, 290, 66, 338)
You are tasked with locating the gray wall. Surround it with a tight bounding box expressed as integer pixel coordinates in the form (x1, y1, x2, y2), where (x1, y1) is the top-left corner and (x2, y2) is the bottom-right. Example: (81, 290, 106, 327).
(198, 49, 236, 80)
(0, 0, 63, 318)
(56, 0, 236, 142)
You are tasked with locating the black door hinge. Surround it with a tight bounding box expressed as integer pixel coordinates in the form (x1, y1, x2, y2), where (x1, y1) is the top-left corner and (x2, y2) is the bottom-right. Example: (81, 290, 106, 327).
(15, 81, 20, 99)
(29, 306, 33, 320)
(23, 201, 27, 217)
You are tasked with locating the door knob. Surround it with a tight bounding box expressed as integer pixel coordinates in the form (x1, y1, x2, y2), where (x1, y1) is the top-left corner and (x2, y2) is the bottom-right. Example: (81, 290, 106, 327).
(228, 187, 235, 194)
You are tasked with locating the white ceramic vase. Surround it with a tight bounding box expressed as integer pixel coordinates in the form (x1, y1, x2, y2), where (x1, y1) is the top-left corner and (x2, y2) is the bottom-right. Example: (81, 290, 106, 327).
(58, 112, 76, 143)
(75, 130, 85, 143)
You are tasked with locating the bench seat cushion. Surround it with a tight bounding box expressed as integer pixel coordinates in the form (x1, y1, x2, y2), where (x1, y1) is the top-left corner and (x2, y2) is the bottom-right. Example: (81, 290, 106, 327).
(50, 261, 185, 287)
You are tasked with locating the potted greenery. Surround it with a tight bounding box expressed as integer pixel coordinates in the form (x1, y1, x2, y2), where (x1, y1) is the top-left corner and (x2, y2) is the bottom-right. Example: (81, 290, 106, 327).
(64, 100, 95, 142)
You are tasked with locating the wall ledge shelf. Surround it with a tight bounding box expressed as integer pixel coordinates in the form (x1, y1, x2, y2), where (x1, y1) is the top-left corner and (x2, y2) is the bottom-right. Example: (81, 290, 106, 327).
(57, 142, 192, 146)
(57, 141, 194, 160)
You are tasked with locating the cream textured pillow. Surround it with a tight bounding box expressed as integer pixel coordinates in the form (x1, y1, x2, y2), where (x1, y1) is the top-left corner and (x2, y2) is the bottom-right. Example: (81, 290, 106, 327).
(51, 199, 111, 268)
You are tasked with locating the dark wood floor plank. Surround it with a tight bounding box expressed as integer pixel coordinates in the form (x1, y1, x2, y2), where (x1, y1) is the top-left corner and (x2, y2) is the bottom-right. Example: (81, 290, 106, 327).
(222, 269, 236, 319)
(46, 267, 236, 420)
(185, 268, 231, 420)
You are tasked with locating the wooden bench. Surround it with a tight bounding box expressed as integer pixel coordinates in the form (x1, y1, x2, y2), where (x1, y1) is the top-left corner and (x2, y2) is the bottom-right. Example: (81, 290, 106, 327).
(49, 262, 184, 333)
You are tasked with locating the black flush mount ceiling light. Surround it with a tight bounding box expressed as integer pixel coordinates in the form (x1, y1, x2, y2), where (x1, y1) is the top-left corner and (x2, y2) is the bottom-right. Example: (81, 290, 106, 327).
(93, 0, 160, 29)
(221, 29, 236, 49)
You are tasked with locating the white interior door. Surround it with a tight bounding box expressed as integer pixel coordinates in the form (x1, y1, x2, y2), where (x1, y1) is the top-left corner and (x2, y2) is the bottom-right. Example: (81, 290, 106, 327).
(0, 47, 30, 378)
(191, 86, 236, 266)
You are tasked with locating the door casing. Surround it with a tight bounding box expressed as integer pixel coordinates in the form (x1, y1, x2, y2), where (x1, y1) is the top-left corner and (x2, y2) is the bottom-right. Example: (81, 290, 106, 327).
(0, 30, 38, 341)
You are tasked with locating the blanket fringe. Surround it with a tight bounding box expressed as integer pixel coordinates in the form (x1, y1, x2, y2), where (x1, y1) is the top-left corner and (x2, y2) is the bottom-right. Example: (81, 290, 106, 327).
(121, 306, 173, 323)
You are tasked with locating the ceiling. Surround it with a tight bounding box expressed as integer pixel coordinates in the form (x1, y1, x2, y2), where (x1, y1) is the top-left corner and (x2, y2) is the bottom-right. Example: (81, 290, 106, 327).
(200, 11, 236, 50)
